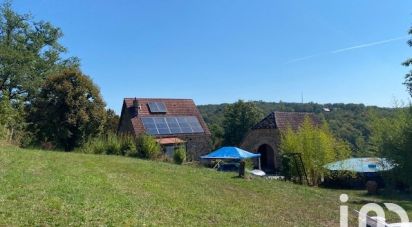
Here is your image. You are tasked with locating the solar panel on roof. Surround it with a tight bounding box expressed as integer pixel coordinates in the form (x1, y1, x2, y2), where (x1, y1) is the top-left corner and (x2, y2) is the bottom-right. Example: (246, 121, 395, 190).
(148, 102, 167, 113)
(191, 126, 204, 133)
(147, 102, 159, 112)
(156, 102, 167, 112)
(141, 116, 204, 135)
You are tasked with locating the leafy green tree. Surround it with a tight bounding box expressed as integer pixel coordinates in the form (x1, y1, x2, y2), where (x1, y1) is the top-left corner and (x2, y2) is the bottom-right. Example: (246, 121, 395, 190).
(209, 123, 224, 148)
(104, 109, 120, 134)
(0, 91, 25, 143)
(0, 1, 79, 145)
(30, 68, 106, 151)
(281, 117, 351, 185)
(370, 108, 412, 187)
(0, 1, 78, 104)
(404, 26, 412, 97)
(222, 100, 263, 146)
(0, 91, 13, 139)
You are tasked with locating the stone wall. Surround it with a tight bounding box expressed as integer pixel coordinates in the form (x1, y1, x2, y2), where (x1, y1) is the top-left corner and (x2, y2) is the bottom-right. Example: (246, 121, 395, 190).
(178, 134, 213, 161)
(241, 128, 282, 171)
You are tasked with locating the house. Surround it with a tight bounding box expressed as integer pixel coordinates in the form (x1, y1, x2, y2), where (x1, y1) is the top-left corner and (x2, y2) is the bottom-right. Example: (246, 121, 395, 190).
(117, 98, 212, 160)
(241, 111, 320, 174)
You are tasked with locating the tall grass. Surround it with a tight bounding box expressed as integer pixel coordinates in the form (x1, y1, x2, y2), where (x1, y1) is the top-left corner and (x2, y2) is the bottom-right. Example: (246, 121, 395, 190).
(78, 133, 189, 165)
(78, 133, 163, 161)
(79, 133, 136, 155)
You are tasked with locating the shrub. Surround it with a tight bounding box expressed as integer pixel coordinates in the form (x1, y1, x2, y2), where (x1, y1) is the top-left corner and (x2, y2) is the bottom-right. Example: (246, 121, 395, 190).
(173, 145, 186, 164)
(93, 138, 107, 154)
(125, 148, 139, 157)
(121, 135, 137, 156)
(0, 92, 26, 145)
(77, 134, 163, 160)
(78, 133, 137, 156)
(137, 134, 161, 159)
(0, 94, 12, 140)
(106, 134, 122, 155)
(16, 131, 36, 148)
(78, 137, 105, 154)
(0, 124, 6, 141)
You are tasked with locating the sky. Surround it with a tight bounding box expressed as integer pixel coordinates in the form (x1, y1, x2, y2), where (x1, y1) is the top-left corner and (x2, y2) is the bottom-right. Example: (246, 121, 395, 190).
(10, 0, 412, 112)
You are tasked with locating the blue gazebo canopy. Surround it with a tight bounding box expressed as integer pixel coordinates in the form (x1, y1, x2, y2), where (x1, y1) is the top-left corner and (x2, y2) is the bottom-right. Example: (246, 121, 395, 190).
(201, 147, 261, 160)
(324, 158, 395, 173)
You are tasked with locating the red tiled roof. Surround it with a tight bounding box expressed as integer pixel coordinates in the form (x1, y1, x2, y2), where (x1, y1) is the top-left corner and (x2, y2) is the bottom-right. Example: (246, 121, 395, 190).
(123, 98, 211, 136)
(252, 111, 321, 131)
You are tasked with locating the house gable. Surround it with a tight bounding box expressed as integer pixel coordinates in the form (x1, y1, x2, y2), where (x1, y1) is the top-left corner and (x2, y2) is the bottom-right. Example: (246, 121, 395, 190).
(117, 100, 135, 135)
(117, 98, 212, 161)
(120, 98, 211, 137)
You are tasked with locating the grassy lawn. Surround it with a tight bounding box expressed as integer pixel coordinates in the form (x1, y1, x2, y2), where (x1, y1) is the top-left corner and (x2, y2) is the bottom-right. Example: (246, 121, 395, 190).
(0, 146, 410, 226)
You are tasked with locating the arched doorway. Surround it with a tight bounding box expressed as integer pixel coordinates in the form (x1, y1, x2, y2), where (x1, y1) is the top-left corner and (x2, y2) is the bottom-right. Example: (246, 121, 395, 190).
(257, 144, 275, 174)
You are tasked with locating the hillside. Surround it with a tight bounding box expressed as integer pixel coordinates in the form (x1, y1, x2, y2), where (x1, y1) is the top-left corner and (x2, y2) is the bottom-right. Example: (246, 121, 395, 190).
(198, 101, 396, 156)
(0, 147, 360, 225)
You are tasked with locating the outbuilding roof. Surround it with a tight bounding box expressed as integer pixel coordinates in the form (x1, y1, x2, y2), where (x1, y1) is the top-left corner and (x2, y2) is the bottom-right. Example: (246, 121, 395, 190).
(252, 111, 321, 131)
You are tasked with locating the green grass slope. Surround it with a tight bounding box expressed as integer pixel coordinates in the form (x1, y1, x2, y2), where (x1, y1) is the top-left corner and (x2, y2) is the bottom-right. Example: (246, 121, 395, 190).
(0, 146, 410, 226)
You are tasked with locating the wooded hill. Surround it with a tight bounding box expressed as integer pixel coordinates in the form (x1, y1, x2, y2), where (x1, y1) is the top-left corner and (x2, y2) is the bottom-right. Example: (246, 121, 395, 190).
(198, 101, 396, 157)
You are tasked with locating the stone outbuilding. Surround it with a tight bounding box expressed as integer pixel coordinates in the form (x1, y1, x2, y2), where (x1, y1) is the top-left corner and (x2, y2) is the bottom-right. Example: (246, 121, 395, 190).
(241, 111, 320, 174)
(117, 98, 212, 161)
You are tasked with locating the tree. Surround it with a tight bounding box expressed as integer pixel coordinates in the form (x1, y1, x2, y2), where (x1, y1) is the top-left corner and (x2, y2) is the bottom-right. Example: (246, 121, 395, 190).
(0, 1, 79, 145)
(222, 100, 263, 146)
(104, 109, 120, 134)
(0, 1, 79, 104)
(281, 117, 351, 185)
(0, 91, 14, 139)
(370, 108, 412, 187)
(209, 123, 224, 148)
(30, 68, 106, 151)
(403, 26, 412, 97)
(0, 91, 25, 143)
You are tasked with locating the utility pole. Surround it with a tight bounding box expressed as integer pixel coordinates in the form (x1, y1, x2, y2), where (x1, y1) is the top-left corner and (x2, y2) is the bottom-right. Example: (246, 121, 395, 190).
(301, 92, 304, 104)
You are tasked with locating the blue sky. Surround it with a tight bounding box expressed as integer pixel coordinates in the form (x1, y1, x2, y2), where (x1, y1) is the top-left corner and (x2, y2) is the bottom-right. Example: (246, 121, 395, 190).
(11, 0, 412, 112)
